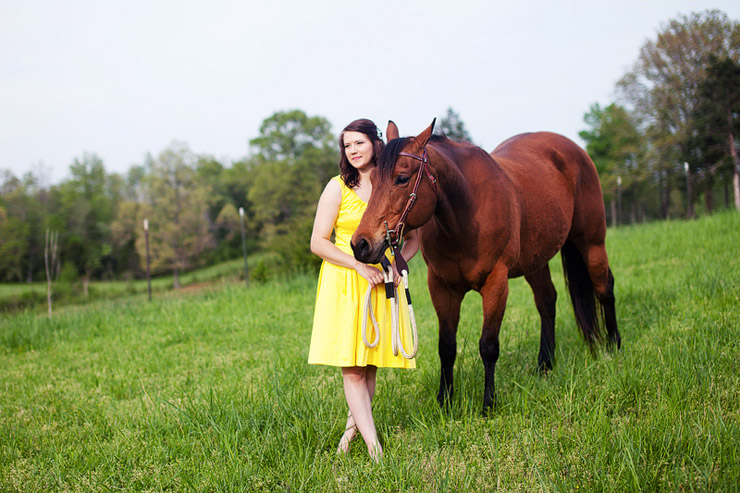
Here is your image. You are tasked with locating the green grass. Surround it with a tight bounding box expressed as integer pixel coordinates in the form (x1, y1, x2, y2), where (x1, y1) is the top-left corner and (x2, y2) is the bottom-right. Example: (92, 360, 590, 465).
(1, 211, 739, 491)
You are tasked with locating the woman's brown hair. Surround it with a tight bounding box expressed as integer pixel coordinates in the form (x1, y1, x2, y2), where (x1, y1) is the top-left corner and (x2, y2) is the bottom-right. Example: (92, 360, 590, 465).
(338, 119, 384, 189)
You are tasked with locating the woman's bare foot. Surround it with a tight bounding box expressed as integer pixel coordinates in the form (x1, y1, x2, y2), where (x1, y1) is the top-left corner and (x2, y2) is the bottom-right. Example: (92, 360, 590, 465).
(368, 441, 383, 463)
(337, 412, 357, 454)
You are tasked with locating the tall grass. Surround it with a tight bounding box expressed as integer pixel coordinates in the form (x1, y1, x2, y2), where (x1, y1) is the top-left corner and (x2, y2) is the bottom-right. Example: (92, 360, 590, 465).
(1, 212, 739, 491)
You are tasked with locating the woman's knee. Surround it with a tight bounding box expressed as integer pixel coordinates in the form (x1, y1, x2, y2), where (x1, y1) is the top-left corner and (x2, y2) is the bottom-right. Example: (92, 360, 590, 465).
(342, 366, 367, 383)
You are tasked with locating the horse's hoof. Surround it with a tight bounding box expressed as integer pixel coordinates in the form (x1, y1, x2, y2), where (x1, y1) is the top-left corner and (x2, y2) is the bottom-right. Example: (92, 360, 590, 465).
(437, 392, 452, 413)
(481, 400, 496, 417)
(537, 359, 554, 374)
(607, 335, 621, 352)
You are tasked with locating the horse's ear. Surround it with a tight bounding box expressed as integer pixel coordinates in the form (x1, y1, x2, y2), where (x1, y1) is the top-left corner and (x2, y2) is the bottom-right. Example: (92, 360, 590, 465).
(414, 118, 437, 148)
(387, 121, 399, 141)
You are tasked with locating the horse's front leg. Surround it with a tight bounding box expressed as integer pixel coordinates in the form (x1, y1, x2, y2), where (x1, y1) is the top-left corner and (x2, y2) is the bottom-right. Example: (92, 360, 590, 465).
(428, 275, 464, 410)
(479, 265, 510, 413)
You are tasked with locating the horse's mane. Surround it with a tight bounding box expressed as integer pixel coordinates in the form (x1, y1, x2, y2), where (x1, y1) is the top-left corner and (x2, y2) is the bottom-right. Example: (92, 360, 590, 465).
(378, 134, 453, 178)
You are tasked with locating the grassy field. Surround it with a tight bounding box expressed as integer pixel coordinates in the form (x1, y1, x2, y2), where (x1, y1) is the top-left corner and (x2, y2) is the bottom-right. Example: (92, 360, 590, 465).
(1, 211, 739, 491)
(0, 253, 279, 313)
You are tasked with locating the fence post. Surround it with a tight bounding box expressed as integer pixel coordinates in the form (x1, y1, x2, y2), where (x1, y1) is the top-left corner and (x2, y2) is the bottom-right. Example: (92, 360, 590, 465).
(44, 229, 58, 319)
(144, 218, 152, 301)
(239, 207, 249, 287)
(685, 162, 693, 219)
(616, 175, 622, 226)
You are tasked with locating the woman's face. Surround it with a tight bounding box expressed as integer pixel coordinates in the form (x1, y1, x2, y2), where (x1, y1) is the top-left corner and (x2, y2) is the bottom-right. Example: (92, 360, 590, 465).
(343, 131, 374, 170)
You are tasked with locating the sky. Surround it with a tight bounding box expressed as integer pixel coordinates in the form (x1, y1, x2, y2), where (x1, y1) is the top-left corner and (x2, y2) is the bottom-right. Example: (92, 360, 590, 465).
(2, 0, 740, 185)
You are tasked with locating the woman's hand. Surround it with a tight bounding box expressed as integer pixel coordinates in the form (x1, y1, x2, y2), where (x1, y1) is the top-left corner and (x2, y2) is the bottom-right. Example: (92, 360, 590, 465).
(391, 262, 402, 287)
(355, 262, 384, 288)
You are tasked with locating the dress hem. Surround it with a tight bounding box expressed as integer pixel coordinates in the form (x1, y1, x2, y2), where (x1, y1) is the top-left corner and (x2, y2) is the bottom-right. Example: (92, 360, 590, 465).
(307, 361, 416, 369)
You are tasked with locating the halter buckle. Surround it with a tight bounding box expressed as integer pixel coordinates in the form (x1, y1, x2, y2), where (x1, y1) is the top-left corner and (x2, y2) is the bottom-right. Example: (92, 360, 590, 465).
(384, 221, 396, 251)
(384, 220, 404, 252)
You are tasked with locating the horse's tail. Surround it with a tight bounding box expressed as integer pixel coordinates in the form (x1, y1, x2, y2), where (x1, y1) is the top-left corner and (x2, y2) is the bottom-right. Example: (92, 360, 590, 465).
(560, 239, 605, 348)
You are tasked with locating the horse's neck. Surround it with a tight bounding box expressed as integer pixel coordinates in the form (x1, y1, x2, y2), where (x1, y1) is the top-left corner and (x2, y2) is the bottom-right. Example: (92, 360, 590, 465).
(429, 145, 508, 242)
(430, 154, 473, 241)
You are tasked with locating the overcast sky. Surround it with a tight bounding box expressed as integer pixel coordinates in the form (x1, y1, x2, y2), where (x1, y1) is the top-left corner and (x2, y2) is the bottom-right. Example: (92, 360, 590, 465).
(2, 0, 739, 185)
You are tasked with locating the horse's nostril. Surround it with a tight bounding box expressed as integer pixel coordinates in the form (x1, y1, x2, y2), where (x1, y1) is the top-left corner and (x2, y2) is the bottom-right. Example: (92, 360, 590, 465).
(352, 238, 369, 260)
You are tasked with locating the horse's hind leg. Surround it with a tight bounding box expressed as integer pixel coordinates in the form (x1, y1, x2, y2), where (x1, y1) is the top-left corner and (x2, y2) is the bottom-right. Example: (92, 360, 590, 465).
(583, 242, 621, 349)
(525, 265, 557, 372)
(428, 275, 465, 410)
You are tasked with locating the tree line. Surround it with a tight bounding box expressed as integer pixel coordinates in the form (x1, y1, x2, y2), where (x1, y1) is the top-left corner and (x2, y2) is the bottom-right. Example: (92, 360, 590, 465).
(580, 10, 740, 224)
(0, 108, 470, 287)
(2, 9, 739, 285)
(0, 110, 337, 286)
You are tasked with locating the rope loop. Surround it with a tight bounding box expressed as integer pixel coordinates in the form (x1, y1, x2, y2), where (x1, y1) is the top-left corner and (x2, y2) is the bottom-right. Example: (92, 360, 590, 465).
(360, 258, 418, 359)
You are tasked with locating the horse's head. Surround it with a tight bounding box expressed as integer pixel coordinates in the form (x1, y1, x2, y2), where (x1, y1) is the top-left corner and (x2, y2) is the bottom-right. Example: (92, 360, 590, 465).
(351, 119, 439, 264)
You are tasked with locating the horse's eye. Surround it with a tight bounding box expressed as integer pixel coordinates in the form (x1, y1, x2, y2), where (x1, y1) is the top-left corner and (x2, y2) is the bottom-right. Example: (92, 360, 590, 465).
(394, 175, 410, 186)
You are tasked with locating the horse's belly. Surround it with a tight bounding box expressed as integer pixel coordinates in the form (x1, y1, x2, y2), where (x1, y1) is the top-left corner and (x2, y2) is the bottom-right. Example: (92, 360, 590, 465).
(510, 201, 571, 277)
(508, 245, 561, 278)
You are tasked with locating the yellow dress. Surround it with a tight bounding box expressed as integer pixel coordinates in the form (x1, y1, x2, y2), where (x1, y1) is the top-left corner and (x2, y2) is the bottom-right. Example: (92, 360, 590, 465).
(308, 176, 416, 369)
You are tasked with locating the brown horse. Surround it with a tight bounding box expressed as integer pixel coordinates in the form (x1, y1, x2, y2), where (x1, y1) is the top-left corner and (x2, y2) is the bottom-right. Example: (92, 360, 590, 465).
(351, 120, 621, 412)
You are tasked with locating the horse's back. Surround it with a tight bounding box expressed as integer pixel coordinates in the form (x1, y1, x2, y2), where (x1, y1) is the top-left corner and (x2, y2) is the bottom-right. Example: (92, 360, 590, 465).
(491, 131, 604, 217)
(489, 132, 606, 276)
(492, 132, 592, 177)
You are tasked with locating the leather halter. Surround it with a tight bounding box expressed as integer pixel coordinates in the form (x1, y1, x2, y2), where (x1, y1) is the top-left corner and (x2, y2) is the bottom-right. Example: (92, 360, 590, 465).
(383, 147, 437, 258)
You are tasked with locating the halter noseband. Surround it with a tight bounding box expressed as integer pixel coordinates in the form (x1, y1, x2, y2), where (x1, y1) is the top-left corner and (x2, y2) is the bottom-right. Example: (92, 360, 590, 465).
(383, 146, 437, 256)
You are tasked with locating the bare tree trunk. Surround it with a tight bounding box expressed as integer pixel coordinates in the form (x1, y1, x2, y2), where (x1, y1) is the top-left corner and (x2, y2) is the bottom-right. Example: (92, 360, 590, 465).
(173, 267, 180, 290)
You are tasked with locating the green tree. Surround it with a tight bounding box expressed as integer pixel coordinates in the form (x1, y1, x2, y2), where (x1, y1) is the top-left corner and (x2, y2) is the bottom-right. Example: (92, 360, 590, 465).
(221, 159, 259, 257)
(135, 142, 214, 288)
(250, 109, 334, 162)
(58, 153, 114, 294)
(436, 107, 473, 142)
(0, 172, 29, 281)
(580, 103, 646, 225)
(617, 9, 740, 218)
(693, 56, 740, 211)
(0, 210, 30, 282)
(247, 110, 336, 272)
(107, 165, 149, 278)
(0, 170, 51, 282)
(196, 156, 228, 219)
(194, 156, 246, 262)
(110, 200, 142, 278)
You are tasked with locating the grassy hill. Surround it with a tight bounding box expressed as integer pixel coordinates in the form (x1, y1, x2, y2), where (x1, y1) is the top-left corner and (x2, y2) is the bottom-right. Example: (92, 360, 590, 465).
(1, 211, 738, 490)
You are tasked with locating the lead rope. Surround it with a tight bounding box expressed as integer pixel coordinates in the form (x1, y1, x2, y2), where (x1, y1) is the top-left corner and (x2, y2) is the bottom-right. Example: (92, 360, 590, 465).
(361, 256, 418, 359)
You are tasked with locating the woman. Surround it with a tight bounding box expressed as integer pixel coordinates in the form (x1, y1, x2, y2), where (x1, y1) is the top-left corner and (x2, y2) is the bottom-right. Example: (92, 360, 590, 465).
(308, 118, 419, 461)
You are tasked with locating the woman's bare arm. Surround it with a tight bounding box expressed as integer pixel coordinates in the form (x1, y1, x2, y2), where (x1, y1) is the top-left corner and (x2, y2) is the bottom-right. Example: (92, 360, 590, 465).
(310, 180, 383, 287)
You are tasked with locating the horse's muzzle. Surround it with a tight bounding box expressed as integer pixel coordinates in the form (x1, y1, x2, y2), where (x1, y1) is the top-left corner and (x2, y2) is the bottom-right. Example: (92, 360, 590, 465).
(351, 237, 385, 265)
